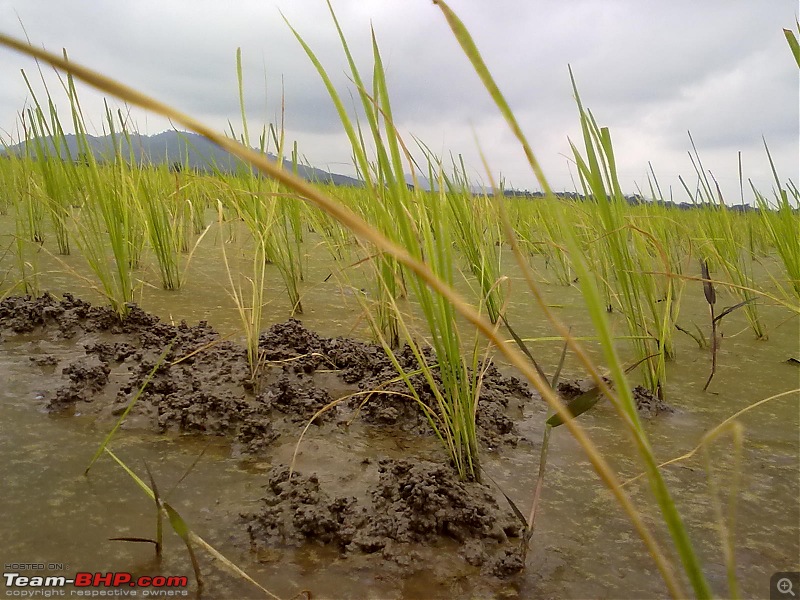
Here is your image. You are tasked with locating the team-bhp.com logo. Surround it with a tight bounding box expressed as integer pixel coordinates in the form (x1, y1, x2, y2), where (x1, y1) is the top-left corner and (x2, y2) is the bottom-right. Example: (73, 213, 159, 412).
(4, 571, 189, 596)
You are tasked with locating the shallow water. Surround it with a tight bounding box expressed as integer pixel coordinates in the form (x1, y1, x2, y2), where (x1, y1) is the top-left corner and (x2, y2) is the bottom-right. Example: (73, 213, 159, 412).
(1, 226, 798, 599)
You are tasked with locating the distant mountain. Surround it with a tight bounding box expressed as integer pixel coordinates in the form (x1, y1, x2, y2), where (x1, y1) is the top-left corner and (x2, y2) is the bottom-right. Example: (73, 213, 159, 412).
(404, 172, 498, 195)
(3, 130, 364, 187)
(404, 173, 438, 192)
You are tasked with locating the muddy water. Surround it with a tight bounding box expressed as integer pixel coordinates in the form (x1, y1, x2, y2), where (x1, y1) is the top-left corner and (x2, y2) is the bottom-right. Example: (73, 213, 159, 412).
(0, 333, 452, 599)
(1, 232, 798, 599)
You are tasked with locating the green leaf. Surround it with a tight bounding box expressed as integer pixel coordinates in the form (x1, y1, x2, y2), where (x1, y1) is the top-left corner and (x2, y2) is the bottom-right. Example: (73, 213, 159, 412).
(784, 27, 800, 68)
(547, 386, 603, 428)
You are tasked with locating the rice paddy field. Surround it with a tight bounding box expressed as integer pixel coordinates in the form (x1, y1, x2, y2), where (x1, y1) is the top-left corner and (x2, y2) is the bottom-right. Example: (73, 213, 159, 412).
(0, 7, 798, 600)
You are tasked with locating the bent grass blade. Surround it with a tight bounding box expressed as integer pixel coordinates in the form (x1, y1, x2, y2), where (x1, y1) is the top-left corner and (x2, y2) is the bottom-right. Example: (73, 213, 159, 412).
(103, 449, 285, 599)
(432, 3, 708, 596)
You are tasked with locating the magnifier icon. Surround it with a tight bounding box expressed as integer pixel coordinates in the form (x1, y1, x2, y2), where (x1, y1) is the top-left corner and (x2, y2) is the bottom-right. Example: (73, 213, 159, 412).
(778, 578, 796, 597)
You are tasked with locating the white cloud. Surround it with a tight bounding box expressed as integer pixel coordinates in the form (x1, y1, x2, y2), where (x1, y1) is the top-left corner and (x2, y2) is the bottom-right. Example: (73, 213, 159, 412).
(0, 0, 796, 201)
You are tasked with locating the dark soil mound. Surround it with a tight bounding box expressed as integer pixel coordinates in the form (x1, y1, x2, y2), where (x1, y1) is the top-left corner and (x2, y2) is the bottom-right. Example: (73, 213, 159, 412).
(0, 294, 534, 452)
(244, 459, 525, 577)
(631, 385, 675, 417)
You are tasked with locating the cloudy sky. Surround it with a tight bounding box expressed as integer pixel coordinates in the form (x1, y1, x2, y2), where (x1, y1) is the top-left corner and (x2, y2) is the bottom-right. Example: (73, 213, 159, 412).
(0, 1, 797, 202)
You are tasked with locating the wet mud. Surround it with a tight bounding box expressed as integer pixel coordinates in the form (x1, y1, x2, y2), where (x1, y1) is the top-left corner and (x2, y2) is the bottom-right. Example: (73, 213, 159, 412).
(245, 460, 524, 578)
(0, 293, 670, 586)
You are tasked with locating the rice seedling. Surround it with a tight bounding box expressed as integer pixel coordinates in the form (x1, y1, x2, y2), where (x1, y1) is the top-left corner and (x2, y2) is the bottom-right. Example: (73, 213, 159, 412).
(68, 154, 138, 316)
(14, 117, 47, 247)
(235, 49, 305, 315)
(230, 122, 303, 318)
(223, 57, 305, 364)
(0, 151, 12, 217)
(286, 144, 307, 277)
(567, 71, 672, 399)
(680, 135, 766, 340)
(19, 98, 73, 255)
(264, 187, 305, 315)
(752, 144, 800, 300)
(137, 165, 182, 290)
(287, 5, 405, 346)
(186, 175, 210, 235)
(42, 76, 142, 315)
(304, 197, 354, 263)
(290, 9, 492, 479)
(218, 197, 272, 380)
(104, 449, 203, 592)
(1, 147, 42, 295)
(534, 201, 578, 286)
(170, 166, 193, 255)
(436, 151, 506, 324)
(108, 108, 148, 270)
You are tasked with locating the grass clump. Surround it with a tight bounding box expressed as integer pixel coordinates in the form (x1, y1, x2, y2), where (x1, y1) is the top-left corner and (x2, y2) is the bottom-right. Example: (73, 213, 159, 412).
(288, 4, 487, 479)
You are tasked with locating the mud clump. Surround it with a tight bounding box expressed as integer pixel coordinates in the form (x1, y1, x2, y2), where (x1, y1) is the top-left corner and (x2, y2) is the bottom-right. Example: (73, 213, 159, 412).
(244, 459, 524, 577)
(369, 459, 520, 546)
(153, 387, 250, 435)
(256, 373, 334, 424)
(259, 319, 325, 373)
(85, 341, 137, 363)
(233, 416, 280, 455)
(555, 379, 589, 401)
(30, 354, 58, 368)
(261, 319, 532, 443)
(477, 364, 531, 448)
(0, 293, 119, 337)
(557, 378, 675, 417)
(50, 356, 111, 411)
(0, 294, 533, 452)
(632, 385, 674, 417)
(244, 466, 366, 549)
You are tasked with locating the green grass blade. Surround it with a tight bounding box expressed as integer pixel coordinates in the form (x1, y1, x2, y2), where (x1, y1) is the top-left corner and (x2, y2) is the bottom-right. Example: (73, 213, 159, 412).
(784, 24, 800, 68)
(85, 344, 172, 475)
(433, 0, 553, 196)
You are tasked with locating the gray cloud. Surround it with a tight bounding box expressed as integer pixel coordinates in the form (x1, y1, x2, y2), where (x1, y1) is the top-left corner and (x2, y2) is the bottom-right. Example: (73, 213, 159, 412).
(0, 0, 796, 200)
